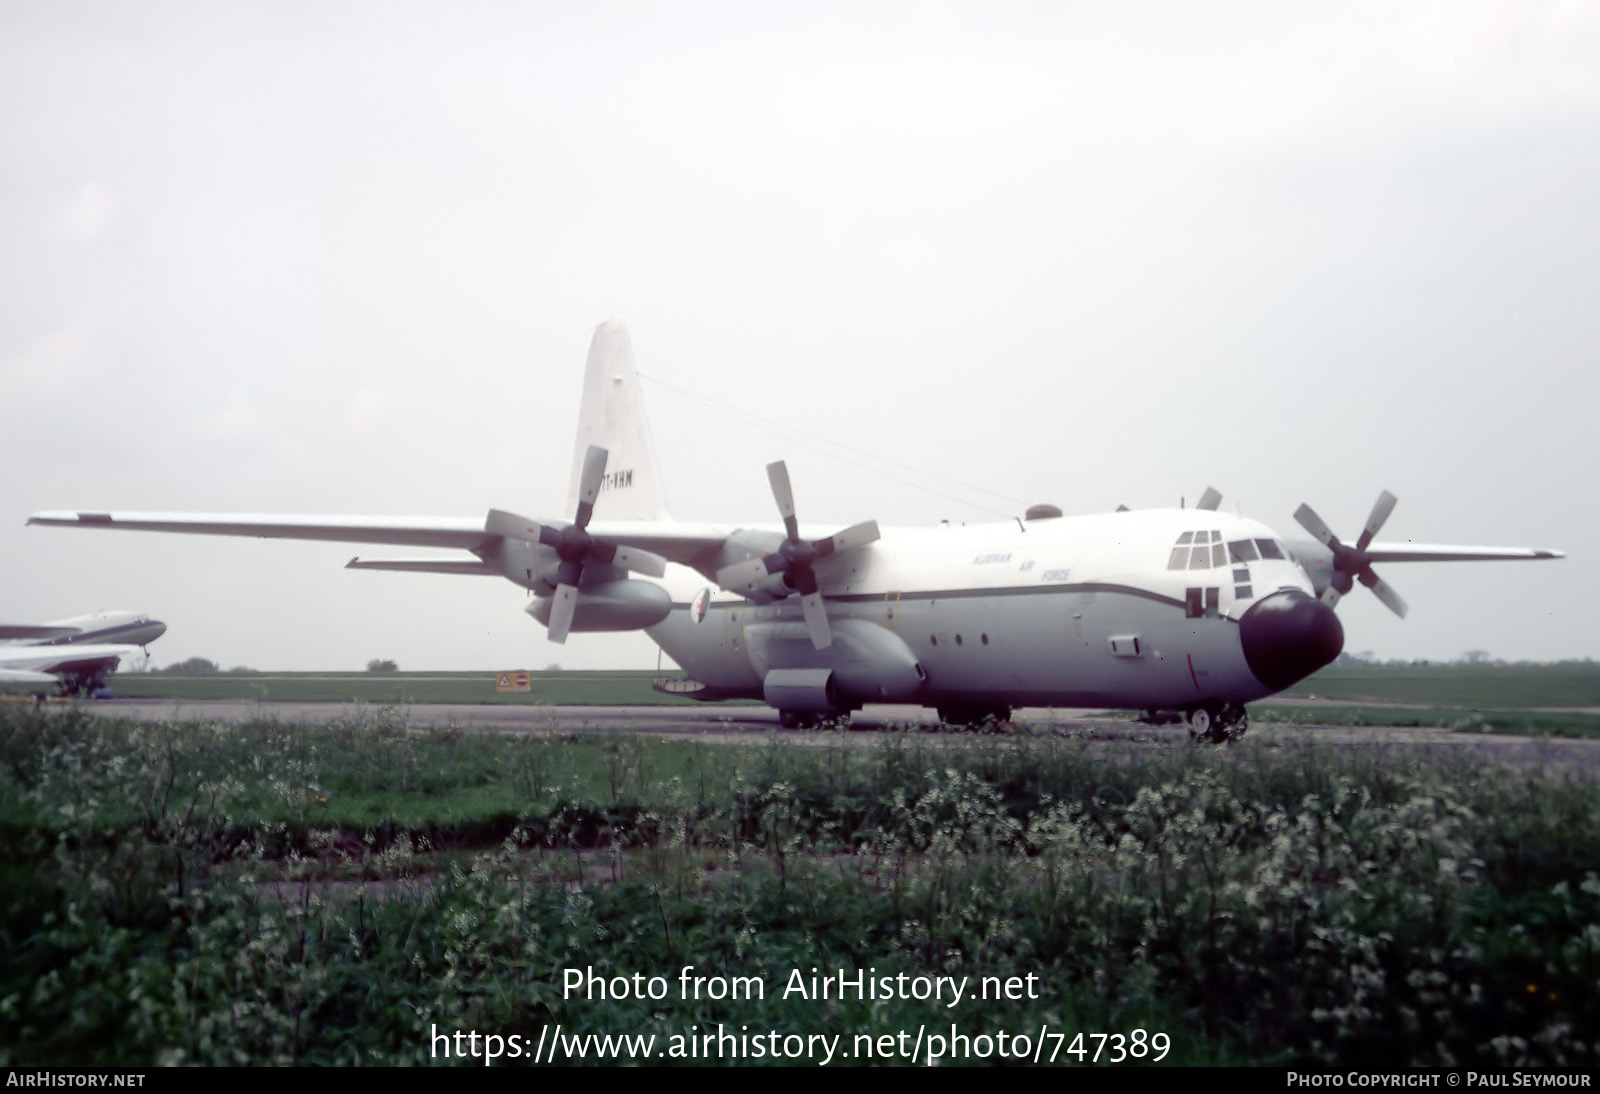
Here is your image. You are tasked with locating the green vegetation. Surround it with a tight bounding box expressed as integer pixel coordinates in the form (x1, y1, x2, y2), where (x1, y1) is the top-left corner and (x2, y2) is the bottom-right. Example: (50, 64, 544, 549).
(3, 706, 1596, 1067)
(1286, 662, 1600, 709)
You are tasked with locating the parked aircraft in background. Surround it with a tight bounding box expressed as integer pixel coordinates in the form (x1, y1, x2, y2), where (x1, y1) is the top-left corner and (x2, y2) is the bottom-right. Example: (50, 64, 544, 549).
(0, 610, 167, 695)
(29, 322, 1562, 740)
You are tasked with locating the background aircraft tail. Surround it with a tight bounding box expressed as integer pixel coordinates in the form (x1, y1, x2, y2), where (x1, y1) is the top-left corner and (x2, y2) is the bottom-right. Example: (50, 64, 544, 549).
(564, 319, 671, 521)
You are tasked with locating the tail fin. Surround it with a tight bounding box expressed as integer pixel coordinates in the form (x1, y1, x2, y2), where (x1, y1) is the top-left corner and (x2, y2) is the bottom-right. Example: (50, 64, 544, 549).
(565, 319, 671, 521)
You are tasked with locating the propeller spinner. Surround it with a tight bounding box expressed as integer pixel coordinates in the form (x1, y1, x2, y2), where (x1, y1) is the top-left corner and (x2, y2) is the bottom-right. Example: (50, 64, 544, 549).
(715, 461, 880, 650)
(487, 445, 667, 643)
(1293, 490, 1408, 618)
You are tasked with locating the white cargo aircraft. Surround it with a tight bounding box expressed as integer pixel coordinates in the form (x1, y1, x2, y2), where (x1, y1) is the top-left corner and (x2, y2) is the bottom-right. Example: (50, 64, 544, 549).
(29, 322, 1562, 740)
(0, 610, 167, 694)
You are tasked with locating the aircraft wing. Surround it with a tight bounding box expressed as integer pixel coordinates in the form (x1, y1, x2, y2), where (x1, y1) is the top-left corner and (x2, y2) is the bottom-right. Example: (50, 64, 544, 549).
(583, 521, 737, 576)
(28, 510, 496, 550)
(0, 643, 139, 676)
(0, 669, 58, 685)
(1360, 542, 1566, 563)
(29, 509, 739, 581)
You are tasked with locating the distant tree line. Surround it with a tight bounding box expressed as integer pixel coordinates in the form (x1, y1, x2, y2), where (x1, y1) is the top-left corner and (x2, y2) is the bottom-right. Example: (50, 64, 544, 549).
(366, 659, 398, 673)
(155, 658, 256, 675)
(1334, 650, 1597, 668)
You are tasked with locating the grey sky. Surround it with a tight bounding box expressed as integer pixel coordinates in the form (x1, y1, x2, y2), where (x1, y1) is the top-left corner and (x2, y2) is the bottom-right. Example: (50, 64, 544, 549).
(2, 1, 1594, 671)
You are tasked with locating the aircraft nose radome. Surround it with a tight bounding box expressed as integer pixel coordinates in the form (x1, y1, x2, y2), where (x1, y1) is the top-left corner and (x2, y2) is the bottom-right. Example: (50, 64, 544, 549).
(1239, 591, 1344, 691)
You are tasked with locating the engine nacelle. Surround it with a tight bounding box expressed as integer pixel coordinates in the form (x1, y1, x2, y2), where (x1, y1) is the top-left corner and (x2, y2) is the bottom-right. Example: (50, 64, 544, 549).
(525, 579, 671, 633)
(746, 617, 926, 703)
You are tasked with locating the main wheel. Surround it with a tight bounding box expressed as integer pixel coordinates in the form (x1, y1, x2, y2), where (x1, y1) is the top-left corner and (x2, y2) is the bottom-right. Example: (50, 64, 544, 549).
(1187, 704, 1217, 742)
(937, 705, 1012, 730)
(1214, 703, 1249, 743)
(777, 709, 814, 730)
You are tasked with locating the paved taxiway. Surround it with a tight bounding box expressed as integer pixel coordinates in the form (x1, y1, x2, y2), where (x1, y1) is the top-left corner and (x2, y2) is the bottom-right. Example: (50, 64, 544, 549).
(57, 697, 1600, 771)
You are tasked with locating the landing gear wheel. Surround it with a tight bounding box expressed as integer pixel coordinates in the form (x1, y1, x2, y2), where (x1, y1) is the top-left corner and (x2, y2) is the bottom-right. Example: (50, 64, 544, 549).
(818, 710, 853, 732)
(1189, 703, 1248, 744)
(778, 708, 852, 730)
(937, 705, 1012, 731)
(1214, 703, 1249, 743)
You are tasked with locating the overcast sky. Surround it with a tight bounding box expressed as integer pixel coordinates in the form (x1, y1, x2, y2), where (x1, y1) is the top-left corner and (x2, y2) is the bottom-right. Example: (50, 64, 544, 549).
(2, 1, 1594, 672)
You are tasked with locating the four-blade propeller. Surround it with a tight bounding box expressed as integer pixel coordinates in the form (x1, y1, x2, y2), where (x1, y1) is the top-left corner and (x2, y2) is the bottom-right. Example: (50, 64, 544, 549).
(1293, 490, 1408, 618)
(487, 445, 667, 643)
(714, 461, 879, 650)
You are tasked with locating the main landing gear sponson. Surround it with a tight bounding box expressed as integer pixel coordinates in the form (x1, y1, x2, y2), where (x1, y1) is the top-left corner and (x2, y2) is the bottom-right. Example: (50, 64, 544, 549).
(1187, 702, 1248, 744)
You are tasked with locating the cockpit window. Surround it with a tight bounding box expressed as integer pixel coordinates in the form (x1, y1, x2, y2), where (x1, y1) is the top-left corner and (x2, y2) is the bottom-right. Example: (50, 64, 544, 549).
(1169, 531, 1226, 570)
(1255, 538, 1285, 560)
(1228, 539, 1259, 563)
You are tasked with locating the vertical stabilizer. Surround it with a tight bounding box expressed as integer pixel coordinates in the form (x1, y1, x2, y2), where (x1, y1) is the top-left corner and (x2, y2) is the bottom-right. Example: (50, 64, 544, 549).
(565, 319, 671, 521)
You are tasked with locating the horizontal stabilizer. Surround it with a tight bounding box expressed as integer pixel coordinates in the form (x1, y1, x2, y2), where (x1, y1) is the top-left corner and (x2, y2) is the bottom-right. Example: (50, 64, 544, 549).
(346, 557, 496, 575)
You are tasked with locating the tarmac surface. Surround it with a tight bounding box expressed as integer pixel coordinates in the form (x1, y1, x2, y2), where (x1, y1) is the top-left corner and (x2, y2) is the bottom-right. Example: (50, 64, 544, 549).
(58, 696, 1600, 771)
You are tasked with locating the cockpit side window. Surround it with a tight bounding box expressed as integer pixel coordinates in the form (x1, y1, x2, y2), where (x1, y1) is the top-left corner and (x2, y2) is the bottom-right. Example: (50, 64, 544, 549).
(1228, 539, 1259, 563)
(1255, 538, 1285, 560)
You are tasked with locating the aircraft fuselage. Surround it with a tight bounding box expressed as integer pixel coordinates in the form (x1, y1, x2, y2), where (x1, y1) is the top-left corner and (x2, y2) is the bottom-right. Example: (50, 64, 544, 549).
(647, 507, 1341, 714)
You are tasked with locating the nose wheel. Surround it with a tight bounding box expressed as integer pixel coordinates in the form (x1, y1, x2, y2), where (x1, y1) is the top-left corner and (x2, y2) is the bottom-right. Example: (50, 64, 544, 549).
(1187, 703, 1248, 744)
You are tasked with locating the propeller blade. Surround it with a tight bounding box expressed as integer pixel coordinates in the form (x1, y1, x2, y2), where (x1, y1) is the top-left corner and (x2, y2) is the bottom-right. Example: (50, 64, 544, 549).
(610, 544, 668, 577)
(1196, 487, 1222, 511)
(1319, 586, 1343, 608)
(485, 509, 542, 541)
(573, 445, 609, 529)
(1355, 490, 1398, 552)
(767, 461, 799, 541)
(815, 520, 880, 557)
(1293, 503, 1339, 549)
(715, 556, 773, 594)
(1359, 568, 1408, 618)
(545, 584, 579, 643)
(799, 590, 832, 650)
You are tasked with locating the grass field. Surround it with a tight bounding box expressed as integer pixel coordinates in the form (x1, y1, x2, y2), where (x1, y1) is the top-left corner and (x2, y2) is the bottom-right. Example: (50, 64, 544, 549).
(3, 704, 1597, 1067)
(1253, 704, 1600, 739)
(1276, 662, 1600, 709)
